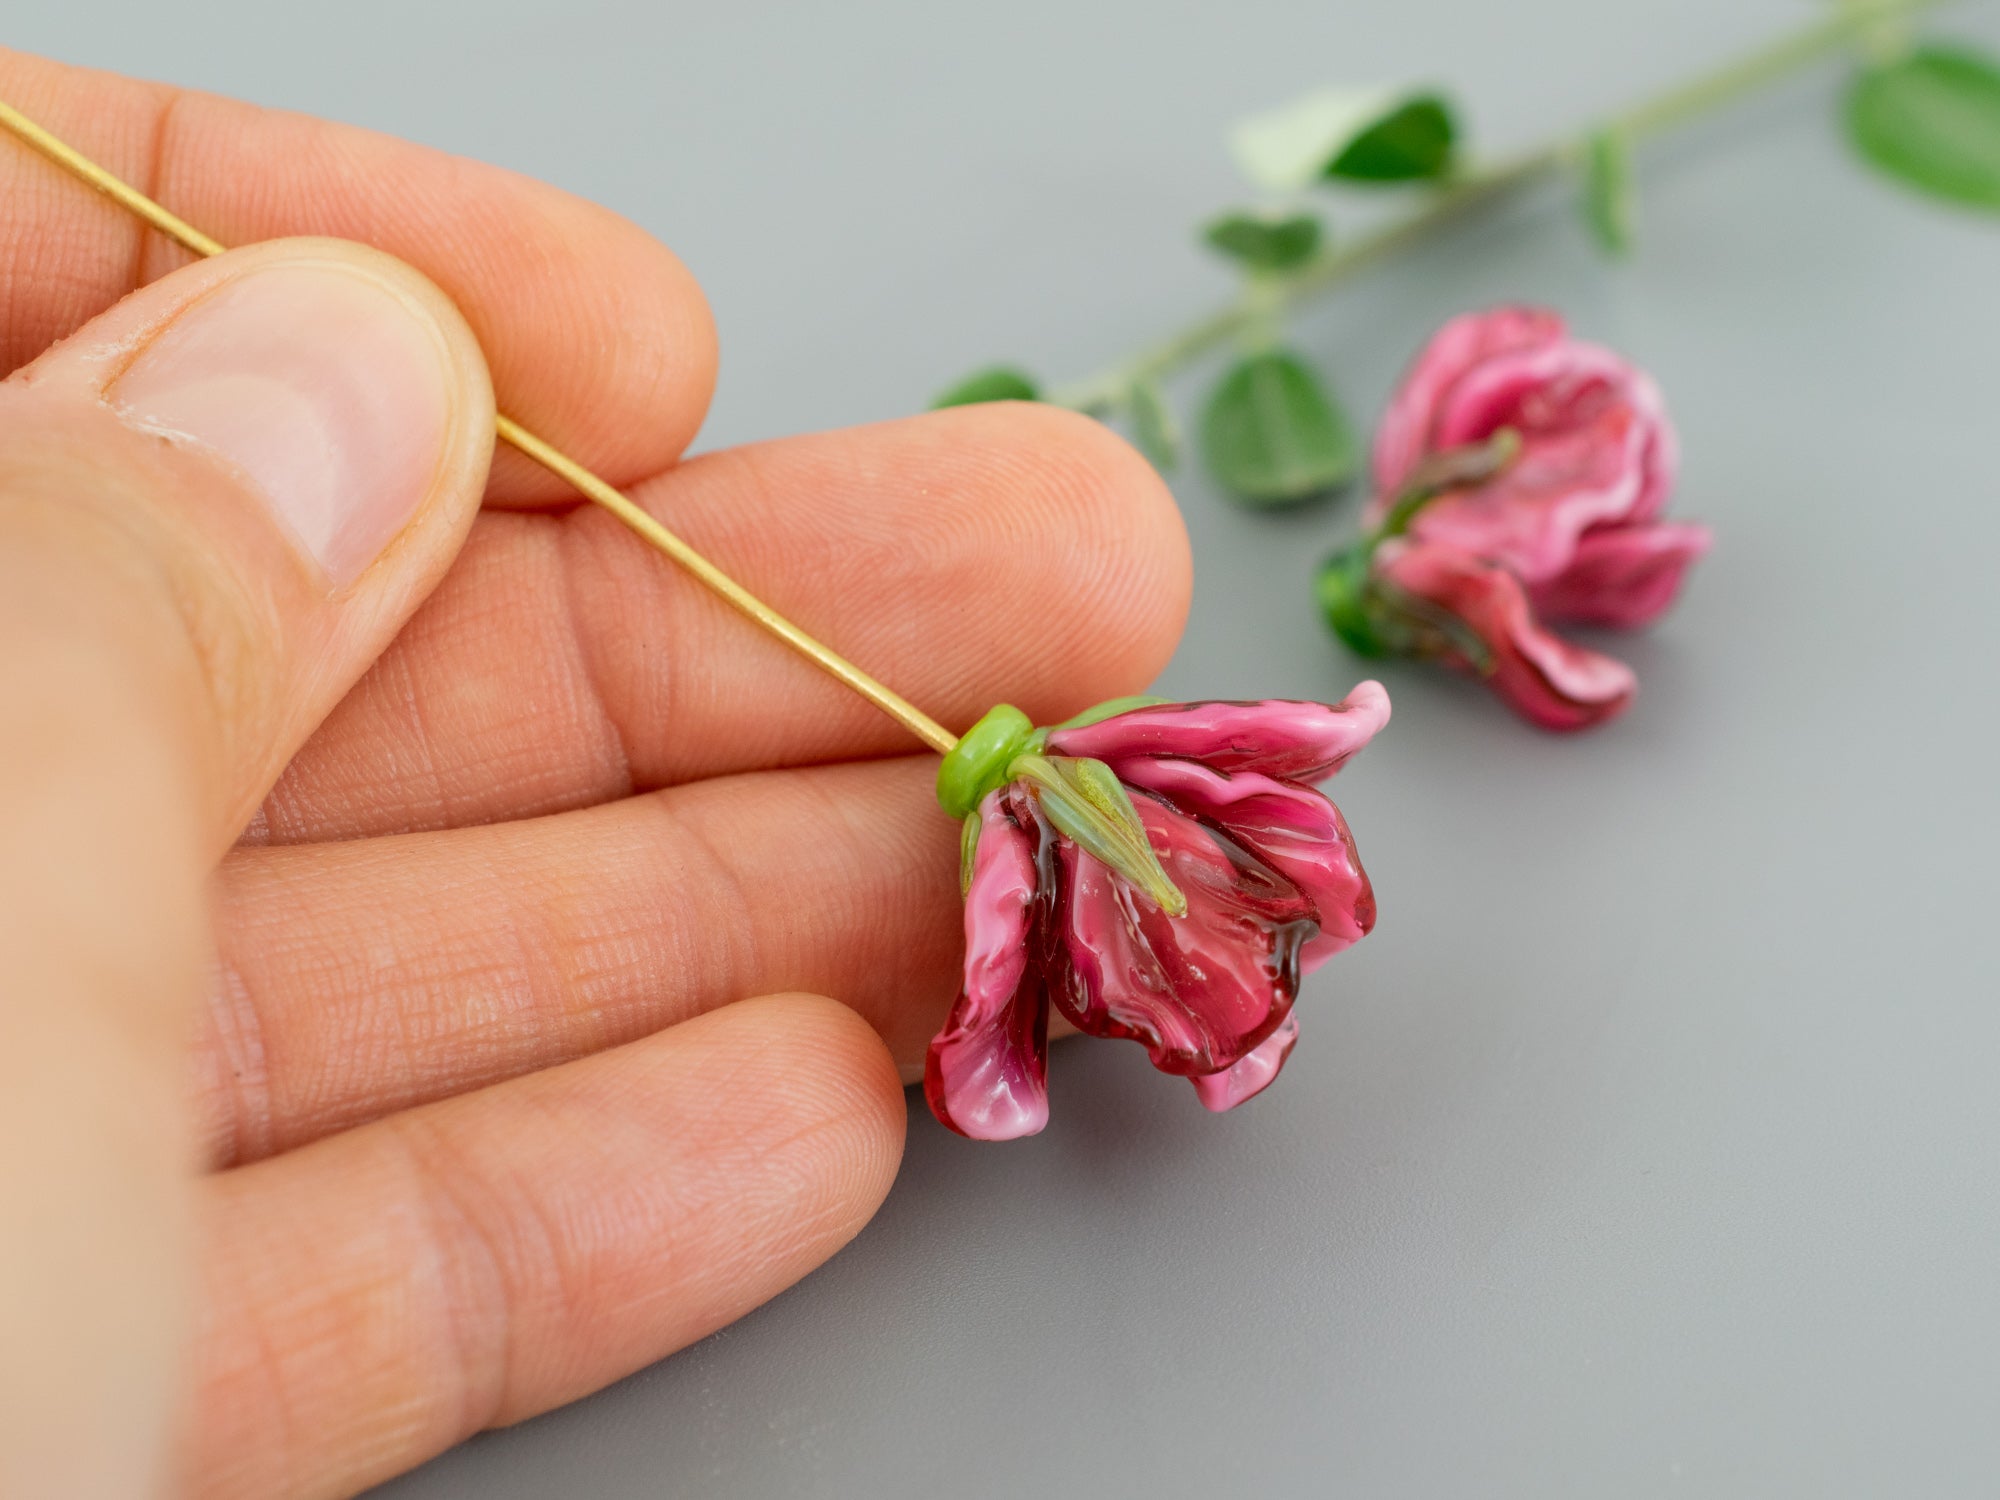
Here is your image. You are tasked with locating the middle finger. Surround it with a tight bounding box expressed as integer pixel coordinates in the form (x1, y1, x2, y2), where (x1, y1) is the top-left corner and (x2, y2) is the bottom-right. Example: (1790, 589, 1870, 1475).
(245, 402, 1189, 845)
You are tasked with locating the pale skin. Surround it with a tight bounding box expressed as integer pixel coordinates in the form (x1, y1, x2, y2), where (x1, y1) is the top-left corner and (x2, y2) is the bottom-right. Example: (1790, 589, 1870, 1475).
(0, 47, 1191, 1499)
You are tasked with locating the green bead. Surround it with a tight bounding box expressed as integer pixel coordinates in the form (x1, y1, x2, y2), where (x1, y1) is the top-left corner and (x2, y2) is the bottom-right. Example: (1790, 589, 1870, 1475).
(936, 703, 1035, 819)
(1316, 545, 1391, 658)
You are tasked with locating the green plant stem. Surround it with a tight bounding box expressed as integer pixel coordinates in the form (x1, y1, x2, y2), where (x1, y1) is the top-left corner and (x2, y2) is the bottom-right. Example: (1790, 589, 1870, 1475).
(1045, 0, 1952, 414)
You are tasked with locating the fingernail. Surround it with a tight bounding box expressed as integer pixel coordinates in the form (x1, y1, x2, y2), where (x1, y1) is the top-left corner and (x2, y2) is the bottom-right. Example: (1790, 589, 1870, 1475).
(110, 261, 456, 585)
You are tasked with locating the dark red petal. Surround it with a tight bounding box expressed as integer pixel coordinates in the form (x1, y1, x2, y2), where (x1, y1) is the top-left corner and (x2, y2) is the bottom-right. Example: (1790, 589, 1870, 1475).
(923, 792, 1051, 1140)
(1044, 685, 1390, 784)
(1377, 539, 1636, 732)
(1114, 756, 1373, 972)
(1048, 794, 1314, 1077)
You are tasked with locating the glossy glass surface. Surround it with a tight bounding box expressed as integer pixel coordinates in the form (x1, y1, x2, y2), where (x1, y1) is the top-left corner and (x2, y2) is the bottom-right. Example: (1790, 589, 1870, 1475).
(926, 687, 1388, 1139)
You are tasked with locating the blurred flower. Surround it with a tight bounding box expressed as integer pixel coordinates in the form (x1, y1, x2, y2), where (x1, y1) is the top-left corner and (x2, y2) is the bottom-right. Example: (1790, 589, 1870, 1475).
(926, 688, 1389, 1141)
(1321, 306, 1710, 730)
(1369, 538, 1641, 731)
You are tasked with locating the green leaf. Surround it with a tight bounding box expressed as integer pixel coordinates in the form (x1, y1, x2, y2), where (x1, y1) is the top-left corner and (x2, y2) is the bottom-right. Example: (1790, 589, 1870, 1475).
(1230, 86, 1458, 191)
(931, 366, 1041, 408)
(1008, 754, 1186, 916)
(1126, 377, 1182, 472)
(1845, 42, 2000, 213)
(1201, 208, 1324, 271)
(1199, 350, 1359, 506)
(959, 811, 981, 896)
(1581, 127, 1637, 256)
(1027, 695, 1171, 752)
(1327, 94, 1458, 182)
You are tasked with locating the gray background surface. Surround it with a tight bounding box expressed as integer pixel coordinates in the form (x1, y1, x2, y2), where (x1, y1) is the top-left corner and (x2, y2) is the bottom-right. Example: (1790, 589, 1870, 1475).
(18, 0, 2000, 1494)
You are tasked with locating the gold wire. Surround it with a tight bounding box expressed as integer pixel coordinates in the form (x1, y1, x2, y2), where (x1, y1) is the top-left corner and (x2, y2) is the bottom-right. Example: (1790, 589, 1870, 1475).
(0, 96, 960, 756)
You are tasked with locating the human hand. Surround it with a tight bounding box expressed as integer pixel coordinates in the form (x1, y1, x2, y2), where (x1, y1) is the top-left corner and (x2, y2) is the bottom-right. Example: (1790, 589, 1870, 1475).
(0, 49, 1188, 1498)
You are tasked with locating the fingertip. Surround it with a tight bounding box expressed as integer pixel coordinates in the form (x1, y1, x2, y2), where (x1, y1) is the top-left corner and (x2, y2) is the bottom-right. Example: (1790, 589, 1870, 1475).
(478, 201, 720, 505)
(592, 224, 719, 466)
(0, 50, 721, 507)
(180, 990, 909, 1489)
(723, 992, 907, 1224)
(922, 400, 1194, 718)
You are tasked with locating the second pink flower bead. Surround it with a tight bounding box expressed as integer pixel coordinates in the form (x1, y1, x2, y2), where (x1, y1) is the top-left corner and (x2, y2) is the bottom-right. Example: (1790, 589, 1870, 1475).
(1321, 305, 1711, 730)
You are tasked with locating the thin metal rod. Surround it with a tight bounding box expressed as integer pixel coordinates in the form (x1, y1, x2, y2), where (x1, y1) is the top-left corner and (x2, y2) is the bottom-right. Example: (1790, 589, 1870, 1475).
(0, 96, 960, 757)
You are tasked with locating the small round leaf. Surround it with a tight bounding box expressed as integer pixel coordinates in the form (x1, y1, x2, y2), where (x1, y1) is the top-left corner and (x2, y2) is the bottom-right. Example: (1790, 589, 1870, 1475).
(1581, 127, 1638, 256)
(1845, 42, 2000, 213)
(1201, 209, 1325, 272)
(1199, 350, 1359, 506)
(931, 366, 1041, 408)
(1326, 95, 1459, 182)
(1126, 377, 1182, 473)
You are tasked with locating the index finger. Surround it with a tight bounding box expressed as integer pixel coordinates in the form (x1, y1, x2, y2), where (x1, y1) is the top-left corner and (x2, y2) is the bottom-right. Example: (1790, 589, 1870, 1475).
(0, 46, 717, 504)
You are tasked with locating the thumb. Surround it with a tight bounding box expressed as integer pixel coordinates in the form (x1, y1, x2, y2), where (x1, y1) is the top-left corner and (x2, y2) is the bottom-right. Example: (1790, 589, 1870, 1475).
(0, 239, 492, 1496)
(0, 236, 496, 848)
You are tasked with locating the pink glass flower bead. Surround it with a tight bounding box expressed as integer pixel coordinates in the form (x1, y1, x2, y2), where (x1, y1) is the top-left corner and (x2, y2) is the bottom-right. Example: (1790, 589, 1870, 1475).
(1329, 306, 1710, 730)
(925, 686, 1389, 1141)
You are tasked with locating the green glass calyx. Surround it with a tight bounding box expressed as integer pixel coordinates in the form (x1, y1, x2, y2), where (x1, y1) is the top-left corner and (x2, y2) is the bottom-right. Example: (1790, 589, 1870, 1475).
(959, 811, 982, 895)
(936, 703, 1035, 819)
(1315, 544, 1392, 658)
(1038, 694, 1171, 738)
(1008, 754, 1187, 917)
(1319, 426, 1525, 662)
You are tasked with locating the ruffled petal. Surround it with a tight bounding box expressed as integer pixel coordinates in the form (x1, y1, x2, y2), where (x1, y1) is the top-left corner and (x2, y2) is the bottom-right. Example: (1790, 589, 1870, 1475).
(1617, 366, 1678, 525)
(1399, 345, 1672, 582)
(1044, 684, 1391, 784)
(1190, 1015, 1299, 1112)
(1377, 540, 1636, 732)
(1530, 520, 1712, 629)
(1113, 756, 1373, 971)
(1048, 794, 1314, 1077)
(1372, 306, 1566, 497)
(923, 791, 1051, 1140)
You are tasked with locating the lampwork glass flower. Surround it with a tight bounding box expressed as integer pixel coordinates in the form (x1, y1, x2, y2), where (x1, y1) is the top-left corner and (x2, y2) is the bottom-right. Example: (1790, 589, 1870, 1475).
(1320, 306, 1710, 730)
(925, 685, 1389, 1141)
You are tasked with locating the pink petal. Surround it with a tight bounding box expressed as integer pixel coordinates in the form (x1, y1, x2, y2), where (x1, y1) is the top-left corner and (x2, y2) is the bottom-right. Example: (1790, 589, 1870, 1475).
(1184, 1024, 1296, 1120)
(1190, 1015, 1299, 1112)
(1531, 520, 1712, 629)
(1373, 306, 1566, 498)
(1400, 344, 1672, 582)
(1377, 540, 1636, 732)
(923, 791, 1051, 1140)
(1112, 756, 1373, 971)
(1044, 684, 1391, 785)
(1618, 367, 1678, 525)
(1049, 794, 1314, 1077)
